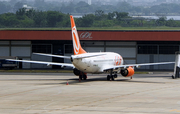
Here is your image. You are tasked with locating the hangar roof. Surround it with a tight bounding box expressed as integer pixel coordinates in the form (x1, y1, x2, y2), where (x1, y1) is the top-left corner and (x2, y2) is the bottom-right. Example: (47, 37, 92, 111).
(0, 30, 180, 41)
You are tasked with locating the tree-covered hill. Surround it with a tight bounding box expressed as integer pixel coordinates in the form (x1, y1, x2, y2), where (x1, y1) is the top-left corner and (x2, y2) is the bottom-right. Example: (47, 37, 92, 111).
(0, 8, 180, 28)
(1, 0, 180, 16)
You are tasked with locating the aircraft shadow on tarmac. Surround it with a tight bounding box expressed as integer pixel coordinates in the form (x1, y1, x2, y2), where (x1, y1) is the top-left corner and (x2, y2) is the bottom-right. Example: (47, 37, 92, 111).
(33, 76, 168, 85)
(1, 75, 170, 85)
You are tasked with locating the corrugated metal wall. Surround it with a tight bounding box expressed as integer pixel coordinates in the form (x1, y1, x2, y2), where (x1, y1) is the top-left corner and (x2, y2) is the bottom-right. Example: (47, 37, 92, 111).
(0, 30, 180, 41)
(0, 41, 31, 69)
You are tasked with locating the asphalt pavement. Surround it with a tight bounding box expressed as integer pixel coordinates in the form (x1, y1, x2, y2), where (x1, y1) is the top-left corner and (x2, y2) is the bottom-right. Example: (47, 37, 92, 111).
(0, 72, 180, 114)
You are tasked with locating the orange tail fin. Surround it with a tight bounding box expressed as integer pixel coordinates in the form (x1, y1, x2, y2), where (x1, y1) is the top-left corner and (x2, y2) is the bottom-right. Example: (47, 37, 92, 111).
(70, 15, 87, 55)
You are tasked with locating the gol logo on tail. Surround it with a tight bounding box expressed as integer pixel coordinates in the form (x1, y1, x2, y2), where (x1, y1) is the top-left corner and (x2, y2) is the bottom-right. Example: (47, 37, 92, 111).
(72, 27, 80, 54)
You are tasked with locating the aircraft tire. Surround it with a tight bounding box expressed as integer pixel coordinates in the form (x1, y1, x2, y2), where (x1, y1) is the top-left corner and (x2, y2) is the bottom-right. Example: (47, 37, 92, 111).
(79, 75, 83, 80)
(114, 74, 117, 78)
(83, 74, 87, 80)
(111, 75, 115, 81)
(107, 75, 110, 81)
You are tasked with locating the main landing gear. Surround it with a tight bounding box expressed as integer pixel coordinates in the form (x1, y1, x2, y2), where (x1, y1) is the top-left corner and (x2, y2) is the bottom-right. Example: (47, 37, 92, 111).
(79, 73, 87, 82)
(107, 70, 117, 81)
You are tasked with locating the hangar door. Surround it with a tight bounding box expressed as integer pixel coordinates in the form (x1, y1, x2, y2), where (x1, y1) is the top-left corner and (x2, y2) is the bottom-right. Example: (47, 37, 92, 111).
(31, 44, 52, 69)
(0, 41, 10, 56)
(11, 41, 31, 69)
(137, 44, 178, 70)
(83, 41, 105, 53)
(0, 41, 31, 69)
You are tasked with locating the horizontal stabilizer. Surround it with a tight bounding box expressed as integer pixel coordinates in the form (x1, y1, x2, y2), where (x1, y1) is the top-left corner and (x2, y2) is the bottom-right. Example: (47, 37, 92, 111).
(33, 53, 71, 59)
(6, 59, 74, 68)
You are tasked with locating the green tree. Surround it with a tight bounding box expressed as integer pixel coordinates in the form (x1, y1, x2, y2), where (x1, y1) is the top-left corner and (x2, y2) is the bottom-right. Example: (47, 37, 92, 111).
(46, 11, 63, 27)
(19, 17, 34, 27)
(114, 12, 129, 21)
(108, 12, 115, 20)
(33, 11, 47, 27)
(93, 20, 115, 27)
(156, 17, 167, 26)
(0, 13, 19, 27)
(61, 14, 70, 27)
(143, 20, 156, 27)
(129, 20, 143, 27)
(16, 8, 26, 20)
(26, 9, 36, 19)
(77, 14, 95, 27)
(16, 8, 26, 16)
(95, 10, 107, 20)
(166, 19, 180, 27)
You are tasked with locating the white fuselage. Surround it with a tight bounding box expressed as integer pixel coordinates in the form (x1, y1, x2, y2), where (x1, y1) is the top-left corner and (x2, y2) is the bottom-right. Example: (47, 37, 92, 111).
(72, 52, 124, 73)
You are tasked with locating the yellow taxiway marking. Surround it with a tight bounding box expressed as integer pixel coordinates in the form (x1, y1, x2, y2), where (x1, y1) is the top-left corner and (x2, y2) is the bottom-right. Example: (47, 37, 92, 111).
(170, 109, 180, 112)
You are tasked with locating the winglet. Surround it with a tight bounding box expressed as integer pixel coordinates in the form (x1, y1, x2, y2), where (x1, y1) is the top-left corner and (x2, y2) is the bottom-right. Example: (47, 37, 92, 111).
(70, 15, 87, 55)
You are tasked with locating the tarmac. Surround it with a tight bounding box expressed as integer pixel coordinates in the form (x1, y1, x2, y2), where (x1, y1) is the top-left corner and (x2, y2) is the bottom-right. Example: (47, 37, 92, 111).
(0, 72, 180, 114)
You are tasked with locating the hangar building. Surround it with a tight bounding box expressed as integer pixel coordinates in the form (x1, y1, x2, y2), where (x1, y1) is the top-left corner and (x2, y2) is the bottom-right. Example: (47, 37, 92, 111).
(0, 30, 179, 70)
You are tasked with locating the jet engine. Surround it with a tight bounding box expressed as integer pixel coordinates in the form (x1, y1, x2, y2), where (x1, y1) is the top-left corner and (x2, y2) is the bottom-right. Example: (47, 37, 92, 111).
(120, 67, 134, 77)
(73, 68, 80, 76)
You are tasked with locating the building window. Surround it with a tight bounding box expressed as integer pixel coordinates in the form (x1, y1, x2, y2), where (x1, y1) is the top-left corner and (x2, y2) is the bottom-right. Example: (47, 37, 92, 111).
(138, 45, 158, 54)
(159, 45, 179, 54)
(65, 44, 73, 54)
(32, 44, 51, 53)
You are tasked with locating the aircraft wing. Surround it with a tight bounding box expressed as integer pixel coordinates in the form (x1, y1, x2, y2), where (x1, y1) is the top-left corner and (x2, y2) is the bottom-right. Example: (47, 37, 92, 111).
(33, 53, 71, 59)
(104, 62, 175, 71)
(73, 54, 106, 59)
(6, 59, 74, 68)
(33, 53, 107, 59)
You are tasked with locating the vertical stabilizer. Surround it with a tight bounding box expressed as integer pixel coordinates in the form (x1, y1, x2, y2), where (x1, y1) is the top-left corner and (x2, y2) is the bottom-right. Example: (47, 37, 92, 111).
(70, 15, 87, 55)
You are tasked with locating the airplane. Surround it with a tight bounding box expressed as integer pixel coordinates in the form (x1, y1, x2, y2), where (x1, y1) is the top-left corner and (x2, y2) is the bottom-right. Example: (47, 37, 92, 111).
(7, 15, 175, 81)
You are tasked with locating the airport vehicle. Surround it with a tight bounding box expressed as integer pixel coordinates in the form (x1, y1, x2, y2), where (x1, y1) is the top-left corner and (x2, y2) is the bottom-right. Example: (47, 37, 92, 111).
(0, 56, 18, 70)
(7, 15, 175, 81)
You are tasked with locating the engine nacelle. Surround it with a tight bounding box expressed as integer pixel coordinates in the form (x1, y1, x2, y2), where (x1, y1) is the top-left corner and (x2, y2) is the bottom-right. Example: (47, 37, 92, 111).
(73, 68, 80, 76)
(121, 67, 134, 77)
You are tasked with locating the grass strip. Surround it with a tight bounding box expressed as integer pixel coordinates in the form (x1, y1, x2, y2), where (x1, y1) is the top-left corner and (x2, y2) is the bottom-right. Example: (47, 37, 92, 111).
(1, 26, 180, 31)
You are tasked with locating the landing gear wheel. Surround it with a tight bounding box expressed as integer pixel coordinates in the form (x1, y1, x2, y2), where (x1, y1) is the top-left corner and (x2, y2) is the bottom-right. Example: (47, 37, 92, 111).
(111, 75, 114, 81)
(79, 75, 82, 81)
(107, 75, 110, 81)
(83, 74, 87, 80)
(114, 74, 117, 78)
